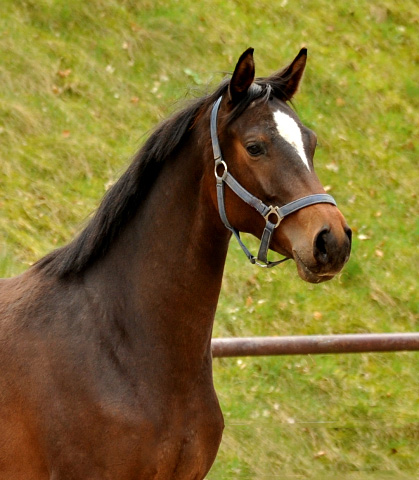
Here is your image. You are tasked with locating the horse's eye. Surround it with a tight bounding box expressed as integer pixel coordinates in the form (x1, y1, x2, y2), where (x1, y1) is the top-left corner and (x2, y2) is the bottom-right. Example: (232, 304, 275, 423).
(246, 143, 264, 157)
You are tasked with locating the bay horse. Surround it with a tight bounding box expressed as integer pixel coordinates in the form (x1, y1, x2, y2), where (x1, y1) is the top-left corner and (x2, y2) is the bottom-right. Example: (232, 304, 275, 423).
(0, 48, 351, 479)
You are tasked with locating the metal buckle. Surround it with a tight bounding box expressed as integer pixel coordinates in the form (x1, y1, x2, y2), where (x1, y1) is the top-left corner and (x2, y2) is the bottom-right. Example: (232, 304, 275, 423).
(214, 159, 228, 182)
(263, 206, 283, 228)
(254, 261, 270, 268)
(250, 256, 269, 268)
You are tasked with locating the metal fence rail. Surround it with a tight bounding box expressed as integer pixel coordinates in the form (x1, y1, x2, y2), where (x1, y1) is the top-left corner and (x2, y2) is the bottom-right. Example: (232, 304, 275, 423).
(211, 332, 419, 357)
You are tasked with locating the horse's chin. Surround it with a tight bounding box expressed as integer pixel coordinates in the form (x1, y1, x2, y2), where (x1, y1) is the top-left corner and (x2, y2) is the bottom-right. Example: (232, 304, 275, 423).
(293, 251, 336, 284)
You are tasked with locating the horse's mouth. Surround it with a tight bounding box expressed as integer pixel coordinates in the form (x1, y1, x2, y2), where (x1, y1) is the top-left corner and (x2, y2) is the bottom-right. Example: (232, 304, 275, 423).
(293, 251, 335, 284)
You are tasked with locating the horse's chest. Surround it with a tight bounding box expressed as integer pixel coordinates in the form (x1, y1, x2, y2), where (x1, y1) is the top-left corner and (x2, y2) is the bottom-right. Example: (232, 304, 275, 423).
(45, 390, 224, 480)
(126, 397, 224, 479)
(147, 425, 222, 479)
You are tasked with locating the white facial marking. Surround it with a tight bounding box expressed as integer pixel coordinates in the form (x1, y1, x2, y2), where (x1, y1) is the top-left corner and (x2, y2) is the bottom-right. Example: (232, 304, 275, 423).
(273, 109, 310, 171)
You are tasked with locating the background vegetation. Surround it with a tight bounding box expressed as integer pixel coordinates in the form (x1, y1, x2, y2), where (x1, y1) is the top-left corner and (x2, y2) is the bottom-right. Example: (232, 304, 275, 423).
(0, 0, 417, 478)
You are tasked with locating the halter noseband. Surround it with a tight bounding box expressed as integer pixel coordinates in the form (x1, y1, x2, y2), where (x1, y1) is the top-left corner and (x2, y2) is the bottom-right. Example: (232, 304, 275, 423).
(210, 96, 337, 268)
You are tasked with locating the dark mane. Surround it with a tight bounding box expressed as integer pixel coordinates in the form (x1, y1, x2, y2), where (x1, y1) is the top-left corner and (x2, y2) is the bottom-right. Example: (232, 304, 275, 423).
(35, 78, 273, 277)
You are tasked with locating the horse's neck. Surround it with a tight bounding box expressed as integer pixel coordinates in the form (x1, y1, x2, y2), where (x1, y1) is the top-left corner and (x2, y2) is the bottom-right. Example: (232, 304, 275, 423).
(84, 130, 230, 370)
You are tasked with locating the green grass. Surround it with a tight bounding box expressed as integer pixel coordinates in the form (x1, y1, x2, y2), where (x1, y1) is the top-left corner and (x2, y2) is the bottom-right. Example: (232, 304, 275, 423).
(1, 0, 418, 478)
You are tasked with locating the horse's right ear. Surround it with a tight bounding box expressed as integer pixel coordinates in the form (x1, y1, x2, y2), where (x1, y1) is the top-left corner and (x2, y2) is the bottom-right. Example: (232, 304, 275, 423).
(229, 48, 255, 105)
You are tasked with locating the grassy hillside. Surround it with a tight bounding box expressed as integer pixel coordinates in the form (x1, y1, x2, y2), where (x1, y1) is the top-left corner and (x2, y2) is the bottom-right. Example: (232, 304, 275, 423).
(0, 0, 418, 478)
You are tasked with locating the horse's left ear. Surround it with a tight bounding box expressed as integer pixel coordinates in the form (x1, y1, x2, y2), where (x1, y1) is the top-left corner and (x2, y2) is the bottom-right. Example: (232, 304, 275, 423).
(269, 48, 307, 101)
(229, 48, 255, 104)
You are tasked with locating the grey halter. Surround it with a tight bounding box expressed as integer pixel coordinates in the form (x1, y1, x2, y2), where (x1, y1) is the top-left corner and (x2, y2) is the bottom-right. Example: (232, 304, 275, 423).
(210, 96, 337, 268)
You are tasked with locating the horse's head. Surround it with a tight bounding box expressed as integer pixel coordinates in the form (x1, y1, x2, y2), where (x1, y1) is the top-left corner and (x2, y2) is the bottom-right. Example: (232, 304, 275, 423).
(211, 48, 351, 283)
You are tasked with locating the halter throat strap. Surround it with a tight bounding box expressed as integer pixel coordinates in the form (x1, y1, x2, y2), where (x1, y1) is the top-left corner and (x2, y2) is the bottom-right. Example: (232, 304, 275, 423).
(210, 96, 337, 268)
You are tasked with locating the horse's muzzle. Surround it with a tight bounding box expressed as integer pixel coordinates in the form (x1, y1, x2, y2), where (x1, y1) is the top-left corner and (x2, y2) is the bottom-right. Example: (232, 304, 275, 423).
(294, 223, 352, 283)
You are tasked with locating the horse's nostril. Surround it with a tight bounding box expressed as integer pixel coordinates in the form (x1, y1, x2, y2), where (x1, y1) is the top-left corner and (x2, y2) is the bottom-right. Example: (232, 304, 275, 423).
(345, 225, 352, 244)
(314, 228, 330, 265)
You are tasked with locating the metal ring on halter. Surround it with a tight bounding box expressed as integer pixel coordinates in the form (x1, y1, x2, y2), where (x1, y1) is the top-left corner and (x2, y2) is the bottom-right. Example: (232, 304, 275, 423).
(263, 206, 282, 228)
(214, 159, 228, 182)
(253, 260, 270, 268)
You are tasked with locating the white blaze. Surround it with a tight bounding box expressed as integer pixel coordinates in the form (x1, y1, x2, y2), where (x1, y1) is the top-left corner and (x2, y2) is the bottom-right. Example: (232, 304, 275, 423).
(273, 109, 310, 171)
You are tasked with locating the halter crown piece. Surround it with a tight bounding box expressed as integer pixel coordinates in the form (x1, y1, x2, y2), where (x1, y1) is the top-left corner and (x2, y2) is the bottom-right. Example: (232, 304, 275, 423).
(210, 96, 337, 268)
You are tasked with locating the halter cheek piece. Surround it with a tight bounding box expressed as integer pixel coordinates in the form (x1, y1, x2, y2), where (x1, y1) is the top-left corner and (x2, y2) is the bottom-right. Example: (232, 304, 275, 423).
(210, 96, 337, 268)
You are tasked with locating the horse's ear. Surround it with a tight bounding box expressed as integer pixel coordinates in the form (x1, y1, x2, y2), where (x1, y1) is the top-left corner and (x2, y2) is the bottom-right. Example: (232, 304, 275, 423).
(269, 48, 307, 101)
(229, 48, 255, 104)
